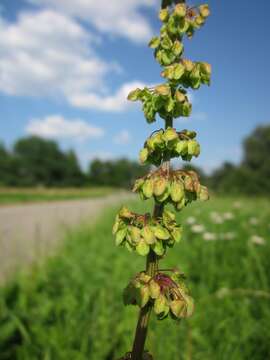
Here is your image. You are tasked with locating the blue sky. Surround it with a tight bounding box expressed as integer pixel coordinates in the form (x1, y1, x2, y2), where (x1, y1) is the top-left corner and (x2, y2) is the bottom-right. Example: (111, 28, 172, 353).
(0, 0, 269, 173)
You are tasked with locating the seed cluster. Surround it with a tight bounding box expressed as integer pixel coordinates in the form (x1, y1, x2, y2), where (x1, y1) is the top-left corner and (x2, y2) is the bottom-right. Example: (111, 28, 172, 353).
(133, 169, 209, 210)
(113, 207, 182, 256)
(123, 270, 194, 320)
(139, 127, 200, 166)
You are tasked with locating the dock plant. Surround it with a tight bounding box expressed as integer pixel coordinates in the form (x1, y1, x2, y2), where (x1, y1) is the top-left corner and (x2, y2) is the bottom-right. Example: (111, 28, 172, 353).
(113, 1, 211, 359)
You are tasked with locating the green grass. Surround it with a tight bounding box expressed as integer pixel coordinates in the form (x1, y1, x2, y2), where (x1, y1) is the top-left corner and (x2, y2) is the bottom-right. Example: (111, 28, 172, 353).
(0, 196, 270, 359)
(0, 187, 115, 205)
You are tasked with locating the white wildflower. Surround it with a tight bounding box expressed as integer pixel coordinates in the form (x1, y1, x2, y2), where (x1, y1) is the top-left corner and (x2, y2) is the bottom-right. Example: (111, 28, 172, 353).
(186, 216, 196, 225)
(210, 211, 224, 224)
(250, 235, 265, 246)
(249, 217, 259, 226)
(202, 232, 217, 241)
(223, 212, 234, 220)
(233, 201, 242, 209)
(191, 224, 205, 234)
(222, 232, 236, 240)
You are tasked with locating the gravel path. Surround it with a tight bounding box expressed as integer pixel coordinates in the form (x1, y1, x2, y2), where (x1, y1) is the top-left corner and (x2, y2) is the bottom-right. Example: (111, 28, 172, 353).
(0, 192, 133, 282)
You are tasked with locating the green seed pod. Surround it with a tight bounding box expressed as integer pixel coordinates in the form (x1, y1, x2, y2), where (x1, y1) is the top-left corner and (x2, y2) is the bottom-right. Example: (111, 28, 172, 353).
(154, 294, 167, 315)
(152, 131, 164, 148)
(163, 127, 178, 143)
(170, 299, 186, 318)
(175, 90, 186, 103)
(199, 185, 209, 201)
(149, 280, 161, 299)
(162, 209, 176, 224)
(174, 3, 186, 18)
(141, 225, 156, 245)
(115, 227, 127, 246)
(136, 239, 150, 256)
(182, 59, 194, 72)
(142, 178, 154, 198)
(174, 63, 185, 79)
(156, 186, 170, 202)
(127, 88, 141, 101)
(119, 206, 133, 219)
(200, 62, 212, 76)
(188, 140, 200, 157)
(171, 226, 182, 243)
(161, 35, 173, 50)
(148, 36, 160, 49)
(129, 226, 141, 244)
(172, 40, 183, 56)
(184, 175, 194, 192)
(112, 215, 120, 235)
(195, 15, 205, 27)
(176, 197, 186, 211)
(140, 285, 150, 307)
(199, 4, 210, 18)
(170, 180, 184, 202)
(153, 177, 167, 197)
(181, 101, 192, 117)
(151, 240, 165, 256)
(175, 140, 188, 155)
(155, 84, 171, 96)
(132, 178, 144, 192)
(154, 225, 170, 240)
(159, 8, 169, 22)
(139, 148, 149, 164)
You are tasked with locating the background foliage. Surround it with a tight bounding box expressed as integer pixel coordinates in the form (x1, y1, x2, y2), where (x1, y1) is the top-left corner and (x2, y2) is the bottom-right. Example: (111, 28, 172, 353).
(0, 125, 269, 194)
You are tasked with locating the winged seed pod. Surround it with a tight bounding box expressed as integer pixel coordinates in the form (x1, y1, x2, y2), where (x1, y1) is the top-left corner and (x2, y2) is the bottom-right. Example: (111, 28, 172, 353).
(116, 1, 211, 358)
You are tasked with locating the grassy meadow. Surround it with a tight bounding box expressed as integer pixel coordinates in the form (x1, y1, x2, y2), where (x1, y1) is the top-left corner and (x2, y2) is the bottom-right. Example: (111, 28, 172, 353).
(0, 187, 115, 205)
(0, 196, 269, 359)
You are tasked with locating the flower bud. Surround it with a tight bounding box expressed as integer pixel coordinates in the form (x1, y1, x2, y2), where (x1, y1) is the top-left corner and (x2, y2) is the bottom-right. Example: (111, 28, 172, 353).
(141, 225, 156, 245)
(188, 140, 200, 157)
(159, 8, 169, 22)
(149, 280, 161, 299)
(142, 178, 154, 198)
(139, 148, 149, 164)
(199, 4, 210, 18)
(154, 225, 170, 240)
(155, 84, 171, 96)
(153, 177, 167, 197)
(184, 175, 194, 192)
(170, 180, 184, 202)
(175, 90, 186, 103)
(174, 3, 186, 18)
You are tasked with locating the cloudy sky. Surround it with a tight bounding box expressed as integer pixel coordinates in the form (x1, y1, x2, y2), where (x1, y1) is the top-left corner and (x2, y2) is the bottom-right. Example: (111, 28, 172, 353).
(1, 0, 270, 172)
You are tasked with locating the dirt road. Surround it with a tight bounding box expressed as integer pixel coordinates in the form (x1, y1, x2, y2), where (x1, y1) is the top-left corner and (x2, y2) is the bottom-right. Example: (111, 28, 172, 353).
(0, 192, 133, 282)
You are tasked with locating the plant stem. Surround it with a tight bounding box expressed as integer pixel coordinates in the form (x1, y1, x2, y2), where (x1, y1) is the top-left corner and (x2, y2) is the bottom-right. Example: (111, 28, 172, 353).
(131, 118, 172, 360)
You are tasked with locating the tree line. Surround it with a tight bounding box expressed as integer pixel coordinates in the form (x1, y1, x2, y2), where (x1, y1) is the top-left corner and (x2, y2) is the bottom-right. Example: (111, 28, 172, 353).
(0, 125, 269, 194)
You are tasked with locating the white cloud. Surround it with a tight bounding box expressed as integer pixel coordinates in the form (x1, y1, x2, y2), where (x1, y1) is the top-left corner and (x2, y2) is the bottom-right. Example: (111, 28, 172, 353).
(0, 10, 117, 101)
(113, 130, 131, 145)
(26, 115, 104, 141)
(28, 0, 155, 43)
(70, 81, 147, 111)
